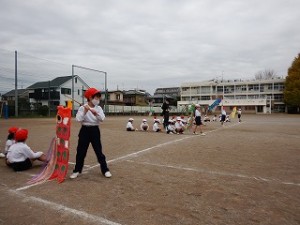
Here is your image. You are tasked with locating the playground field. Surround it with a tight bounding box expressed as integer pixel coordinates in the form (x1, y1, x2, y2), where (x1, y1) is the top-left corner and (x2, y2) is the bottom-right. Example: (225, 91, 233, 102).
(0, 114, 299, 225)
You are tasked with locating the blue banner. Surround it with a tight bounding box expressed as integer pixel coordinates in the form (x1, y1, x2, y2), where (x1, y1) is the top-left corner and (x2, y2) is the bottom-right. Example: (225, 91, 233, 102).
(208, 98, 221, 111)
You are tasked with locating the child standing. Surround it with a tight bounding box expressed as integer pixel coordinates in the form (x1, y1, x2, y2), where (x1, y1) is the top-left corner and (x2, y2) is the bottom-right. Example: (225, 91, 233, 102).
(0, 127, 18, 158)
(237, 108, 242, 122)
(193, 104, 206, 135)
(221, 106, 227, 126)
(70, 88, 111, 179)
(6, 129, 47, 171)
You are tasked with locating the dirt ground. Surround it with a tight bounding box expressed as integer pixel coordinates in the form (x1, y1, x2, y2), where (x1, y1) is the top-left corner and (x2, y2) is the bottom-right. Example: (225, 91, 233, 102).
(0, 114, 299, 225)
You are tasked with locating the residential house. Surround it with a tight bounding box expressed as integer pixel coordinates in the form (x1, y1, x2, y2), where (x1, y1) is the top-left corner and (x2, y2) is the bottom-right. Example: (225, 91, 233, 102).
(27, 75, 90, 110)
(123, 89, 151, 106)
(2, 89, 29, 101)
(107, 90, 124, 105)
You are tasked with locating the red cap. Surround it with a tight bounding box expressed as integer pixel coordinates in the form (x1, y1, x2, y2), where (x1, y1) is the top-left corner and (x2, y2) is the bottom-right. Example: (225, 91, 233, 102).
(15, 129, 28, 141)
(84, 88, 101, 99)
(8, 127, 18, 134)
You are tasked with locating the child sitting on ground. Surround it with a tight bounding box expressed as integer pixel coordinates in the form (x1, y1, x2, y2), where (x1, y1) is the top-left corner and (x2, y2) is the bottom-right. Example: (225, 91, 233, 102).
(175, 117, 185, 134)
(152, 118, 162, 132)
(212, 115, 217, 122)
(0, 127, 18, 158)
(166, 119, 176, 134)
(6, 129, 47, 172)
(140, 119, 149, 131)
(126, 118, 137, 131)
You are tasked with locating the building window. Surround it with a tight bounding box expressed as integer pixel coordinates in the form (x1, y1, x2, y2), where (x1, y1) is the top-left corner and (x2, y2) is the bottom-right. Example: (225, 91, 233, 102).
(78, 89, 80, 95)
(274, 94, 283, 102)
(201, 86, 211, 94)
(249, 84, 259, 91)
(274, 83, 284, 91)
(61, 88, 71, 95)
(224, 85, 234, 94)
(248, 95, 259, 99)
(75, 77, 78, 83)
(217, 86, 223, 93)
(116, 94, 120, 100)
(201, 96, 210, 100)
(267, 84, 273, 90)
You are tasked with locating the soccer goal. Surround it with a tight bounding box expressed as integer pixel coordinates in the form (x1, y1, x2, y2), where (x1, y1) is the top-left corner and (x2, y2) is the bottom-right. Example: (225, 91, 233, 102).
(71, 65, 108, 116)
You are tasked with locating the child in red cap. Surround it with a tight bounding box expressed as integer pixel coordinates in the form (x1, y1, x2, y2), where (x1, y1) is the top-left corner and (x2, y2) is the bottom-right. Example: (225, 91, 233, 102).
(70, 87, 111, 179)
(0, 127, 18, 158)
(6, 129, 47, 171)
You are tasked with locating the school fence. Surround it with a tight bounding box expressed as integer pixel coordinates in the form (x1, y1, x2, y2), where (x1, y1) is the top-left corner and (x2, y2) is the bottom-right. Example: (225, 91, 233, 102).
(105, 105, 182, 116)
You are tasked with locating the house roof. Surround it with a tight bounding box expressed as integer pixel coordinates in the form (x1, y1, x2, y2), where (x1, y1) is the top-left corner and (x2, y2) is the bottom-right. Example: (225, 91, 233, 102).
(27, 76, 75, 89)
(124, 90, 152, 97)
(3, 89, 28, 97)
(150, 94, 176, 99)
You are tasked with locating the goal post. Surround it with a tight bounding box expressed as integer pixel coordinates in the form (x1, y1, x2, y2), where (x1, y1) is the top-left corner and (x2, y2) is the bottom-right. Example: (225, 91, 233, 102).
(71, 65, 107, 116)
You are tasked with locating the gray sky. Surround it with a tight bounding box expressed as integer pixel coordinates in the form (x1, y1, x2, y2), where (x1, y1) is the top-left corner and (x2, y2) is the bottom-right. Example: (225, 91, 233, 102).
(0, 0, 299, 94)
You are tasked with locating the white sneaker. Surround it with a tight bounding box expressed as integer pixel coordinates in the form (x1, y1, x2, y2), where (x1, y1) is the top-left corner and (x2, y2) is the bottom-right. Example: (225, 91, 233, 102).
(0, 153, 5, 158)
(104, 171, 112, 178)
(70, 172, 80, 179)
(201, 133, 206, 136)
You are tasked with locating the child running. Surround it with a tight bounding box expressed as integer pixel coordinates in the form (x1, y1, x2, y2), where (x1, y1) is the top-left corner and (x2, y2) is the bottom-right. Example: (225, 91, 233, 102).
(6, 129, 47, 171)
(70, 87, 111, 179)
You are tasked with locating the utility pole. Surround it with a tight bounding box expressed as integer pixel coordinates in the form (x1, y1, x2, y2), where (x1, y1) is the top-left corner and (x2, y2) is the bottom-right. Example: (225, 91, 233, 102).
(15, 51, 18, 117)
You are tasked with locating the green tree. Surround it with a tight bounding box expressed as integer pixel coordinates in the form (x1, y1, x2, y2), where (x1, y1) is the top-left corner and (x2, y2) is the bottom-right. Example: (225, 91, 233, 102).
(284, 53, 300, 113)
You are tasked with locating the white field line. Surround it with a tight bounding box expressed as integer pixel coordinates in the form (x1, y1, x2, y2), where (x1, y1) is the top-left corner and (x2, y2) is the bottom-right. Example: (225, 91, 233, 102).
(15, 162, 89, 191)
(15, 122, 239, 191)
(127, 160, 300, 187)
(8, 122, 239, 225)
(87, 122, 241, 170)
(9, 190, 121, 225)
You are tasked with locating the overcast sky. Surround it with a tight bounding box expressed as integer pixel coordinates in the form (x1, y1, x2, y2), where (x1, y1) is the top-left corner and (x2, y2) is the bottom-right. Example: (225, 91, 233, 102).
(0, 0, 299, 94)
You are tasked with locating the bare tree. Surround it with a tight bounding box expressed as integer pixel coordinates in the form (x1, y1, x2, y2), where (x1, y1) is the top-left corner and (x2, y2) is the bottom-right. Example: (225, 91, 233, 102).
(255, 69, 277, 80)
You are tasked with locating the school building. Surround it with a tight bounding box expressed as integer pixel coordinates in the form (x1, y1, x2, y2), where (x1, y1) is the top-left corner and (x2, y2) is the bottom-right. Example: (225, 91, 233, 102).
(177, 78, 286, 114)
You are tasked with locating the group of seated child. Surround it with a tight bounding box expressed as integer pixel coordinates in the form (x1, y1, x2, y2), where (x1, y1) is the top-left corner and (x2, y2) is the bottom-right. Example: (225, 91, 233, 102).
(0, 127, 47, 172)
(208, 115, 231, 122)
(126, 116, 188, 135)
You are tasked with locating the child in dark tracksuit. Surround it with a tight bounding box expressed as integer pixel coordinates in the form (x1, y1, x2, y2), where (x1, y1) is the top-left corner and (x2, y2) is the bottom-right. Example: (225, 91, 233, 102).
(70, 87, 111, 179)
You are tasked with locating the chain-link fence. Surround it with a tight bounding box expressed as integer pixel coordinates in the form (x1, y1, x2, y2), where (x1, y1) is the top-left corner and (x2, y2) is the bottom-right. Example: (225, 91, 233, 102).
(0, 48, 109, 117)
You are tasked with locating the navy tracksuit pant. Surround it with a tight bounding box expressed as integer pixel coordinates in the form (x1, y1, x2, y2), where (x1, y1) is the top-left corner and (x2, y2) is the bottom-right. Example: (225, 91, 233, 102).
(74, 126, 109, 174)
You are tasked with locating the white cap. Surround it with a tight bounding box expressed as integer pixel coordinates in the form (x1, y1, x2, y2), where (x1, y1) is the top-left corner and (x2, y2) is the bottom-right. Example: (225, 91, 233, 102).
(176, 117, 181, 121)
(195, 104, 200, 108)
(142, 119, 147, 122)
(128, 118, 134, 121)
